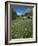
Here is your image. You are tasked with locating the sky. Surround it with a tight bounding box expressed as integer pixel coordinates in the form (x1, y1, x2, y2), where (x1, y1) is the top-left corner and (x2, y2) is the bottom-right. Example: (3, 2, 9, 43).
(12, 5, 32, 15)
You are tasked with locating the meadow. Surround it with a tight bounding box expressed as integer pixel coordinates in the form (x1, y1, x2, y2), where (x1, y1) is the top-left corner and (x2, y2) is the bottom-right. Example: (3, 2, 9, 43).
(10, 15, 33, 39)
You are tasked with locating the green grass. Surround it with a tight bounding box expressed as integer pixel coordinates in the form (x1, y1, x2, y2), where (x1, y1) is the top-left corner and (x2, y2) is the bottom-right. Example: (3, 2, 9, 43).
(10, 16, 33, 39)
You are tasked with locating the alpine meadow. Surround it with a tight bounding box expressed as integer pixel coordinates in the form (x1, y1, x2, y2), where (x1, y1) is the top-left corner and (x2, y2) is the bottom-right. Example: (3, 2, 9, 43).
(10, 5, 33, 39)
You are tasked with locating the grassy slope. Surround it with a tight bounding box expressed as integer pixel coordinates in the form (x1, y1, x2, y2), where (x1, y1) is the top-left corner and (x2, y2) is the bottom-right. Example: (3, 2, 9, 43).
(10, 16, 33, 39)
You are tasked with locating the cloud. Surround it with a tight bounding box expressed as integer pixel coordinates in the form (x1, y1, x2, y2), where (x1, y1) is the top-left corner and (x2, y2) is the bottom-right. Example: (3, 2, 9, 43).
(16, 12, 22, 15)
